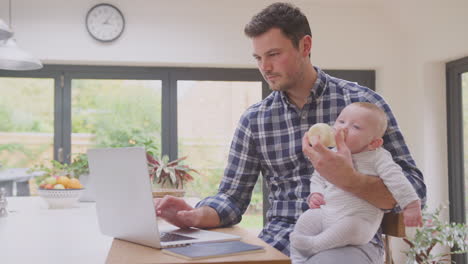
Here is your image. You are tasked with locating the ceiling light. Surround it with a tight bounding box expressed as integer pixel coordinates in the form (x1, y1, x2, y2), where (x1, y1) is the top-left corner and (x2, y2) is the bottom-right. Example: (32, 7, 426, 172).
(0, 38, 43, 70)
(0, 19, 13, 40)
(0, 0, 42, 70)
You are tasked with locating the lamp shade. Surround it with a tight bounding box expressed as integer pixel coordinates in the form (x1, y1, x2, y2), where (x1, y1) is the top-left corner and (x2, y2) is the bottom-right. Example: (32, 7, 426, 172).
(0, 19, 13, 40)
(0, 38, 43, 70)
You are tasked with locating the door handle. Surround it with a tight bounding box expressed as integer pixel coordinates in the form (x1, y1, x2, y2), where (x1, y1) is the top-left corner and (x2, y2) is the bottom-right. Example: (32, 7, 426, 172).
(58, 147, 64, 163)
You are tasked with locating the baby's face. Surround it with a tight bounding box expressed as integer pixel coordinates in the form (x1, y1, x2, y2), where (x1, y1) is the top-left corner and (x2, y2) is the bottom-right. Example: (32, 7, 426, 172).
(333, 104, 381, 154)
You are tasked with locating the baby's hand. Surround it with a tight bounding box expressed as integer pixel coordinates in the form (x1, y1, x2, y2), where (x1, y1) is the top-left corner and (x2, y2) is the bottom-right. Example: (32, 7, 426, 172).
(308, 193, 325, 209)
(403, 200, 423, 227)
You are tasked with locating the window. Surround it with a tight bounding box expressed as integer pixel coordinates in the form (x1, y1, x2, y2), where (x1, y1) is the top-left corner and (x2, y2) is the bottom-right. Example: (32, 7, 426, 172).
(446, 56, 468, 264)
(0, 65, 265, 230)
(0, 77, 54, 168)
(71, 79, 162, 157)
(0, 65, 376, 234)
(177, 80, 263, 230)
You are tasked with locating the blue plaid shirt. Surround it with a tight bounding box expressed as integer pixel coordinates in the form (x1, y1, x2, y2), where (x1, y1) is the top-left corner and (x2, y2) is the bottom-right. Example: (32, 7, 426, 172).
(196, 67, 426, 256)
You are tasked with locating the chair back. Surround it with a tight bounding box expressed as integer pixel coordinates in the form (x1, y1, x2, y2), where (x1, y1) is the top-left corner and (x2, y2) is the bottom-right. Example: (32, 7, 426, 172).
(382, 212, 406, 237)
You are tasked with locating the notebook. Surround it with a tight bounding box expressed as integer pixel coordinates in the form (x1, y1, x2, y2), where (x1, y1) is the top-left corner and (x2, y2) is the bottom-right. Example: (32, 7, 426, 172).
(87, 147, 241, 248)
(162, 241, 265, 260)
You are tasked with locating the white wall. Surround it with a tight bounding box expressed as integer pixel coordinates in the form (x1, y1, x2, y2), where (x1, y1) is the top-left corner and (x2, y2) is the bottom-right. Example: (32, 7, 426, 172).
(2, 0, 468, 261)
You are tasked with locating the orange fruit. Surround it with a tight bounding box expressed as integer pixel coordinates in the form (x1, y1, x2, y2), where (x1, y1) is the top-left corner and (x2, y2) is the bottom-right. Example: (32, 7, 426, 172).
(68, 178, 83, 189)
(56, 176, 71, 188)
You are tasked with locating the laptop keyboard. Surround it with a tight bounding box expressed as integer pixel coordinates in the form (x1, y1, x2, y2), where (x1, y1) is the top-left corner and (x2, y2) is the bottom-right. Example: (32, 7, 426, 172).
(160, 232, 196, 242)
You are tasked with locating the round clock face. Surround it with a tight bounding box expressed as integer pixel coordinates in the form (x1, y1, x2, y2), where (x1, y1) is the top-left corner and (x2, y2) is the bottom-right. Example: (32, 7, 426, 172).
(86, 4, 125, 42)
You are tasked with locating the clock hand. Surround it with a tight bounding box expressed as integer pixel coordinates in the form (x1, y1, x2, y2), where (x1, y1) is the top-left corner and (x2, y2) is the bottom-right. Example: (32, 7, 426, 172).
(103, 15, 111, 25)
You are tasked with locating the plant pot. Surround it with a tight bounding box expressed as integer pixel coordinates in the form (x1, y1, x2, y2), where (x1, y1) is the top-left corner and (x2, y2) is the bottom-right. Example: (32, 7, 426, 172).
(152, 188, 185, 198)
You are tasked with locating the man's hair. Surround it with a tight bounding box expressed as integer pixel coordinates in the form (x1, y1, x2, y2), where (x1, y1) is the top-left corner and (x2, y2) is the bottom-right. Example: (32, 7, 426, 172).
(244, 2, 311, 49)
(352, 102, 388, 137)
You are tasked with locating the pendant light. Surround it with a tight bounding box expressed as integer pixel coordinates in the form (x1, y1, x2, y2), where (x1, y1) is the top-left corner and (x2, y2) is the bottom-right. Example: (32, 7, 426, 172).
(0, 0, 43, 70)
(0, 19, 13, 40)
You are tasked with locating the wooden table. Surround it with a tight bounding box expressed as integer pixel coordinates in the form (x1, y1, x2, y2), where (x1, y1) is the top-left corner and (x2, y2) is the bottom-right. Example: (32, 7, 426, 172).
(106, 226, 290, 264)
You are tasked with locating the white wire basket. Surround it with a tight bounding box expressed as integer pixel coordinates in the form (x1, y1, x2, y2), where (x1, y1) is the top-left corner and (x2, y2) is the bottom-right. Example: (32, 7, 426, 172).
(37, 188, 85, 209)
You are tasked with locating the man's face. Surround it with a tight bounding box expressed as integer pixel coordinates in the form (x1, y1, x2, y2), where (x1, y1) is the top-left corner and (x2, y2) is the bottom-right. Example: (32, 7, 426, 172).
(251, 28, 305, 92)
(333, 105, 381, 154)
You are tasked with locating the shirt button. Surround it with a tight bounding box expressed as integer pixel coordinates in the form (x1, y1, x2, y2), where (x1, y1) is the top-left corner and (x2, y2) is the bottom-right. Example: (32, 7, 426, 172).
(301, 114, 306, 120)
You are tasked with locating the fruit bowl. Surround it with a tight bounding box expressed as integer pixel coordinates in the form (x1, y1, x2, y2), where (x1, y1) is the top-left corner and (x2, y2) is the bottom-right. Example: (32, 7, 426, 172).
(37, 188, 85, 209)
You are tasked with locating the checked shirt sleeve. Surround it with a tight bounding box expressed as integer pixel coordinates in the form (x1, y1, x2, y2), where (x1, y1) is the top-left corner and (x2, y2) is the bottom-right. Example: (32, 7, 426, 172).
(196, 110, 261, 227)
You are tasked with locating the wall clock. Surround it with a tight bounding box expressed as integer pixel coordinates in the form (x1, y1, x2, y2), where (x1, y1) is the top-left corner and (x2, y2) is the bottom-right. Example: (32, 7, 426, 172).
(86, 3, 125, 42)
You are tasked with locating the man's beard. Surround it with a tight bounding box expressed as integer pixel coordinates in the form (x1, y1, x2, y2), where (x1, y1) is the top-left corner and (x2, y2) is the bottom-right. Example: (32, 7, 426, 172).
(268, 71, 302, 92)
(269, 80, 291, 92)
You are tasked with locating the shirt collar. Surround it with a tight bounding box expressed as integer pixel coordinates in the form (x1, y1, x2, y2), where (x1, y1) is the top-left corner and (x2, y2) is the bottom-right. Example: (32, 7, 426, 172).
(279, 66, 328, 108)
(312, 66, 328, 100)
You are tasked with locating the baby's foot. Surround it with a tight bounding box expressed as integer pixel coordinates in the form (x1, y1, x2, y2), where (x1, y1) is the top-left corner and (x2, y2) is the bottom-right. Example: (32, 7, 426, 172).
(290, 232, 317, 257)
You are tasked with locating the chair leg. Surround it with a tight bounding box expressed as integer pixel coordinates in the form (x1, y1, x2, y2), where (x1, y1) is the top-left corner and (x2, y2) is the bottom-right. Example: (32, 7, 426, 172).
(15, 181, 30, 196)
(0, 181, 13, 196)
(384, 235, 393, 264)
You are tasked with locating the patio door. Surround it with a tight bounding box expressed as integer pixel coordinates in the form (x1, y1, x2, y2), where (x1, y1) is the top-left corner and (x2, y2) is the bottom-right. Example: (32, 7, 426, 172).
(446, 56, 468, 264)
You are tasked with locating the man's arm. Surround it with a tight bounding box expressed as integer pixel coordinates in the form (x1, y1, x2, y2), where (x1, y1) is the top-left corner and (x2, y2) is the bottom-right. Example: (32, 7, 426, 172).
(346, 172, 396, 209)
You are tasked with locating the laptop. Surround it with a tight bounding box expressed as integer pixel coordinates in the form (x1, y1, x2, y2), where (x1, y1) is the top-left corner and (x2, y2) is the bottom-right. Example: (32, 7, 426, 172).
(87, 147, 241, 248)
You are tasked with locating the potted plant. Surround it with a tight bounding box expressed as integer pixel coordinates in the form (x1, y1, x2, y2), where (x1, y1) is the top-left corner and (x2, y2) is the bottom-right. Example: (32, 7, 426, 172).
(403, 206, 468, 264)
(146, 153, 199, 198)
(68, 153, 89, 179)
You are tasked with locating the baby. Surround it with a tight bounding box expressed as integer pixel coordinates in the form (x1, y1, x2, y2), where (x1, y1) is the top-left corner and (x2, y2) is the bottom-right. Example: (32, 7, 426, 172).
(290, 102, 422, 262)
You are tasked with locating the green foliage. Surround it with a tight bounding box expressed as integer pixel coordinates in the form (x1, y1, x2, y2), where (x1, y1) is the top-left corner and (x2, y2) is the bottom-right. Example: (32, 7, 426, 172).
(71, 79, 162, 155)
(0, 143, 25, 153)
(148, 155, 197, 189)
(404, 206, 468, 264)
(68, 153, 90, 178)
(30, 159, 70, 185)
(30, 154, 90, 185)
(0, 78, 54, 133)
(93, 128, 160, 157)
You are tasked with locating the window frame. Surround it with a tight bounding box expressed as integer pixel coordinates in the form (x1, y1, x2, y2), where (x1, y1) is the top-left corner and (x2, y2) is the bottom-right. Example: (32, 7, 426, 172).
(1, 65, 376, 230)
(446, 56, 468, 264)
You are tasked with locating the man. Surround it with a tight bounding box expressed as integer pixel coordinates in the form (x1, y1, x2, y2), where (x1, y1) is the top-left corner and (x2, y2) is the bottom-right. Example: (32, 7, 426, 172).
(155, 2, 426, 263)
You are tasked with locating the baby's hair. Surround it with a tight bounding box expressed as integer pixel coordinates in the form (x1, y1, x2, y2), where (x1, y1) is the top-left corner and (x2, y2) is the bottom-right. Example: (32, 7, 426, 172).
(351, 102, 388, 137)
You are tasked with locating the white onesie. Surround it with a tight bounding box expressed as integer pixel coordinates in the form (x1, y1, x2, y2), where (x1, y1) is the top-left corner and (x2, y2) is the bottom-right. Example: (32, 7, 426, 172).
(290, 147, 419, 263)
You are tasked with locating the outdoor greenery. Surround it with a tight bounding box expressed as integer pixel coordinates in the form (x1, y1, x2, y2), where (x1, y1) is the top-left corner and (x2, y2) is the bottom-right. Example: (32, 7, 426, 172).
(71, 79, 162, 154)
(0, 78, 54, 168)
(0, 77, 264, 228)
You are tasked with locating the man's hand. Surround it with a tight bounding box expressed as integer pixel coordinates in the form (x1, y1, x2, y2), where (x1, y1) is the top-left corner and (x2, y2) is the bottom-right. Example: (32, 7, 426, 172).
(154, 195, 199, 228)
(302, 128, 357, 191)
(308, 193, 325, 209)
(154, 195, 220, 229)
(303, 128, 397, 209)
(403, 200, 423, 227)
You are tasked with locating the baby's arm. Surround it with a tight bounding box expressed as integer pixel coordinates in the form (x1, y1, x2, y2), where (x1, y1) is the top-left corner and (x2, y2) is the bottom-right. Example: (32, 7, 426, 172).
(308, 171, 327, 209)
(374, 148, 422, 226)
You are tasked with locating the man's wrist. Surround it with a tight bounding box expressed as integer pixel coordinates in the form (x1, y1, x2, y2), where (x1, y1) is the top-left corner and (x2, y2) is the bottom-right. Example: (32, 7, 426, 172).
(195, 206, 221, 228)
(340, 169, 365, 193)
(345, 172, 397, 209)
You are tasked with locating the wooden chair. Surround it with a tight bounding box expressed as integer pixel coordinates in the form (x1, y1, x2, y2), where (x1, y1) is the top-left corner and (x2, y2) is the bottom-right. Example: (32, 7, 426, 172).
(381, 212, 406, 264)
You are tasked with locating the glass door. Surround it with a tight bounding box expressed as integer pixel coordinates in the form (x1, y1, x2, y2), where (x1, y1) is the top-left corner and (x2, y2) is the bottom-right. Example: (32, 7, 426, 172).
(70, 79, 162, 157)
(447, 57, 468, 264)
(0, 77, 54, 195)
(177, 80, 263, 232)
